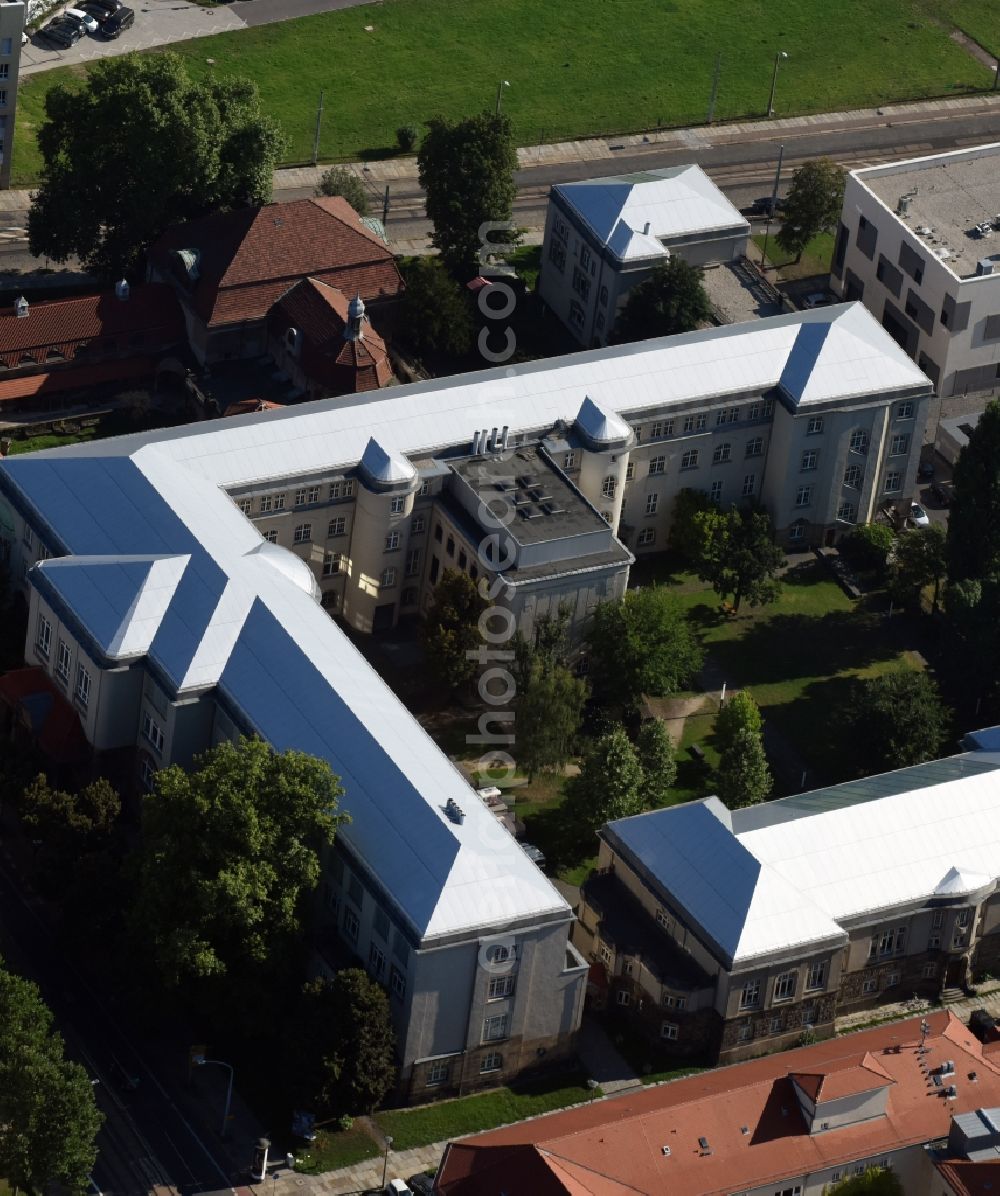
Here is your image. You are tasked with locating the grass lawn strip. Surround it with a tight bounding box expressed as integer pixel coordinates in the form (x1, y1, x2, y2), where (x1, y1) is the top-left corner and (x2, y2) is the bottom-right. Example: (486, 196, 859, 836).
(375, 1073, 599, 1152)
(11, 0, 996, 186)
(294, 1121, 381, 1173)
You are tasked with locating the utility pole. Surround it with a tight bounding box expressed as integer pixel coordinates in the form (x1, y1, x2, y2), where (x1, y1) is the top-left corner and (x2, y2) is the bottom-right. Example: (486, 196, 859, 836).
(706, 52, 722, 124)
(312, 88, 325, 166)
(382, 185, 390, 227)
(760, 142, 784, 271)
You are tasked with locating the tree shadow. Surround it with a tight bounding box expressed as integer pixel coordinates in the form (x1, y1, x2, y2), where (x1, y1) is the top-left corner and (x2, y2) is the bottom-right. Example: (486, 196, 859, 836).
(521, 802, 591, 876)
(686, 602, 728, 634)
(708, 609, 901, 690)
(357, 145, 401, 162)
(781, 558, 825, 587)
(772, 673, 870, 785)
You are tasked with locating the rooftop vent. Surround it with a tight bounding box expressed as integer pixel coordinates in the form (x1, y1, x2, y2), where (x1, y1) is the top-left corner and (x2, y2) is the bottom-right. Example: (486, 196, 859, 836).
(977, 259, 995, 277)
(941, 1060, 956, 1076)
(661, 1145, 671, 1157)
(14, 295, 27, 318)
(740, 1126, 749, 1136)
(444, 798, 465, 825)
(698, 1137, 711, 1155)
(947, 1085, 958, 1100)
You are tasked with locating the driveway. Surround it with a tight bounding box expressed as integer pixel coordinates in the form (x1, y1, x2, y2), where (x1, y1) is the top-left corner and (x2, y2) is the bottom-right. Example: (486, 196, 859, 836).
(20, 0, 372, 77)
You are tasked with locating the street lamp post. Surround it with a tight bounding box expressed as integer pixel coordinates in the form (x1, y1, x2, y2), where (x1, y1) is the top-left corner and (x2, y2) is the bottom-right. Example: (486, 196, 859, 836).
(381, 1135, 394, 1187)
(495, 79, 510, 115)
(767, 50, 788, 117)
(193, 1054, 235, 1139)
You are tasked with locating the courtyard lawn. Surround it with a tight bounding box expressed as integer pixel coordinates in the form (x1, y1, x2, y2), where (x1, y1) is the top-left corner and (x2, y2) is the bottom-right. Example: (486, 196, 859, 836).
(11, 0, 997, 185)
(754, 231, 836, 281)
(375, 1072, 598, 1152)
(294, 1123, 381, 1174)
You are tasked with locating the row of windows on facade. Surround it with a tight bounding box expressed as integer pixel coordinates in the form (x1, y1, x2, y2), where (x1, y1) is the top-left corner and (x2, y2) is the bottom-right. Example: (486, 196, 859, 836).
(865, 911, 972, 957)
(35, 615, 91, 708)
(426, 1049, 505, 1087)
(237, 481, 432, 518)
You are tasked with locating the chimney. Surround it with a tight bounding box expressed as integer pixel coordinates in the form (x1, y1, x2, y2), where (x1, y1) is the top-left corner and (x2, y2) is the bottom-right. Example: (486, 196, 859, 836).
(14, 296, 28, 318)
(501, 425, 510, 450)
(472, 429, 483, 455)
(115, 279, 130, 301)
(643, 222, 651, 235)
(490, 426, 499, 452)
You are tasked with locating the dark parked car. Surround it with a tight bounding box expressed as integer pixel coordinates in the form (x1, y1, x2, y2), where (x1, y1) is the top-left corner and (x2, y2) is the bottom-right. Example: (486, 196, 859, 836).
(970, 1008, 1000, 1044)
(79, 0, 116, 23)
(745, 195, 785, 218)
(101, 6, 133, 37)
(40, 17, 84, 46)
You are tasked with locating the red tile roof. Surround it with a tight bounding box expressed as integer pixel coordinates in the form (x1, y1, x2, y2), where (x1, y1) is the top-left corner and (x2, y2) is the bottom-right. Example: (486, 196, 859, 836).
(936, 1159, 1000, 1196)
(0, 357, 156, 404)
(791, 1052, 895, 1102)
(435, 1013, 1000, 1196)
(223, 399, 285, 418)
(271, 278, 392, 393)
(151, 198, 404, 328)
(0, 285, 182, 357)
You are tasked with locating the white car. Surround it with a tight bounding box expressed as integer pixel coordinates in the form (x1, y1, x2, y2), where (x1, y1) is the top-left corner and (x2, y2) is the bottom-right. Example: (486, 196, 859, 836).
(65, 7, 99, 32)
(909, 502, 930, 528)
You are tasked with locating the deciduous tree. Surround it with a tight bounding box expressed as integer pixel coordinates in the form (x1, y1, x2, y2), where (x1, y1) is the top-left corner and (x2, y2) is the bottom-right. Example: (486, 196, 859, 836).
(668, 487, 717, 563)
(20, 773, 120, 902)
(838, 671, 949, 777)
(947, 399, 1000, 581)
(400, 258, 474, 358)
(564, 727, 644, 833)
(285, 971, 396, 1117)
(828, 1167, 903, 1195)
(842, 523, 895, 575)
(516, 662, 588, 780)
(776, 158, 846, 263)
(694, 505, 785, 613)
(613, 258, 712, 344)
(0, 959, 103, 1195)
(635, 719, 677, 807)
(422, 569, 488, 692)
(716, 727, 772, 809)
(587, 587, 703, 715)
(131, 738, 345, 990)
(28, 53, 284, 278)
(716, 689, 764, 746)
(889, 524, 946, 611)
(315, 166, 370, 215)
(417, 112, 518, 279)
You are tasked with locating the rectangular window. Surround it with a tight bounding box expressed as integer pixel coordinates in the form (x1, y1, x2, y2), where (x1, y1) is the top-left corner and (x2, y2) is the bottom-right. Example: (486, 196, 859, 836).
(773, 972, 797, 1002)
(863, 976, 878, 994)
(564, 451, 576, 470)
(742, 474, 756, 497)
(745, 436, 763, 458)
(488, 975, 515, 1000)
(739, 979, 761, 1010)
(390, 496, 406, 514)
(648, 455, 666, 475)
(712, 443, 732, 465)
(483, 1014, 508, 1042)
(480, 1051, 502, 1073)
(390, 964, 406, 999)
(322, 552, 342, 577)
(807, 417, 824, 435)
(897, 401, 914, 419)
(645, 493, 659, 516)
(956, 908, 971, 928)
(140, 757, 157, 792)
(56, 639, 71, 682)
(890, 433, 910, 456)
(805, 961, 826, 991)
(788, 522, 805, 542)
(837, 501, 856, 523)
(293, 523, 312, 544)
(410, 514, 426, 534)
(369, 943, 386, 978)
(738, 1023, 752, 1043)
(264, 530, 278, 544)
(22, 524, 33, 549)
(329, 480, 355, 500)
(572, 266, 591, 300)
(801, 449, 818, 471)
(548, 240, 566, 272)
(850, 430, 869, 454)
(237, 498, 252, 516)
(637, 528, 655, 546)
(794, 485, 813, 508)
(650, 420, 673, 438)
(328, 516, 346, 537)
(931, 910, 944, 929)
(385, 531, 400, 551)
(884, 471, 902, 494)
(580, 245, 592, 271)
(0, 39, 11, 55)
(660, 1022, 679, 1040)
(922, 963, 937, 979)
(683, 413, 707, 433)
(885, 970, 901, 987)
(599, 943, 613, 965)
(427, 1060, 450, 1086)
(569, 301, 585, 331)
(680, 449, 699, 470)
(36, 614, 51, 658)
(843, 464, 862, 488)
(716, 406, 739, 425)
(380, 567, 397, 588)
(616, 990, 631, 1007)
(343, 907, 360, 943)
(405, 549, 420, 576)
(141, 711, 164, 755)
(709, 480, 723, 504)
(293, 487, 319, 507)
(769, 1016, 783, 1034)
(625, 462, 635, 481)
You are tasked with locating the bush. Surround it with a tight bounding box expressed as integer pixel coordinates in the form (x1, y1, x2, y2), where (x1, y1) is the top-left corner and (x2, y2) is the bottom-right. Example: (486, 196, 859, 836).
(841, 523, 895, 574)
(396, 124, 419, 152)
(314, 166, 370, 216)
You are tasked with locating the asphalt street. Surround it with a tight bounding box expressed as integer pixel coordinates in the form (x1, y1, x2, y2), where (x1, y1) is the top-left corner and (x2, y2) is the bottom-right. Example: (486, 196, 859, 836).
(0, 849, 260, 1196)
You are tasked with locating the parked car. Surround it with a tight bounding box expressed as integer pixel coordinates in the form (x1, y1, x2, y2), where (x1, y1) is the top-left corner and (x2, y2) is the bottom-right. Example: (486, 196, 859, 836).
(85, 0, 123, 11)
(802, 292, 833, 309)
(39, 17, 83, 45)
(406, 1175, 435, 1196)
(100, 6, 133, 36)
(745, 195, 784, 218)
(66, 7, 99, 32)
(970, 1008, 1000, 1044)
(909, 502, 930, 528)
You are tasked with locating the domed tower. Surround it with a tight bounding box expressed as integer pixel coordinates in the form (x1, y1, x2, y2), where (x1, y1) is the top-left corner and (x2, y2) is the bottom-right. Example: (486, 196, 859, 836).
(573, 395, 634, 531)
(344, 436, 419, 632)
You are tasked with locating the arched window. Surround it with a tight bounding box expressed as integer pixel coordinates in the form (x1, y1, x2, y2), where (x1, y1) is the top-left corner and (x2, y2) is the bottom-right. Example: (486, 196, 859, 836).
(601, 475, 617, 500)
(788, 518, 807, 543)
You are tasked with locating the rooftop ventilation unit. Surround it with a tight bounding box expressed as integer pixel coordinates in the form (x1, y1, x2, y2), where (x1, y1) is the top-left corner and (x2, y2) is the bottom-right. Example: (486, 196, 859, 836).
(977, 259, 995, 276)
(661, 1146, 671, 1157)
(941, 1060, 955, 1076)
(946, 1085, 958, 1100)
(444, 798, 465, 824)
(472, 430, 483, 455)
(698, 1137, 711, 1155)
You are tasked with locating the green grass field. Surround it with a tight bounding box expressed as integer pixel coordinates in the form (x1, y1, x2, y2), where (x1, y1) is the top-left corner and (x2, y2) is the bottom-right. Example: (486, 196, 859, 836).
(11, 0, 998, 185)
(375, 1072, 598, 1151)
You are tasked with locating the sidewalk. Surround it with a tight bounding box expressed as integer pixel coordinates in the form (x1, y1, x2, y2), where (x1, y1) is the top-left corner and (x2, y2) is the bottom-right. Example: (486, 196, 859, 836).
(836, 981, 1000, 1036)
(2, 90, 999, 215)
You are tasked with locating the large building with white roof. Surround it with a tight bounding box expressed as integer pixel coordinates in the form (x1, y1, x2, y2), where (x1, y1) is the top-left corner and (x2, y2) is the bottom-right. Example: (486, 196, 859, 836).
(832, 142, 1000, 397)
(577, 746, 1000, 1065)
(0, 301, 932, 1095)
(538, 164, 749, 346)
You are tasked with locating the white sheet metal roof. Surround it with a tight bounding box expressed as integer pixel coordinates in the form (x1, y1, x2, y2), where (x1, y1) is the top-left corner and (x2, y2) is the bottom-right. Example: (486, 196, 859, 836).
(554, 165, 749, 260)
(613, 754, 1000, 966)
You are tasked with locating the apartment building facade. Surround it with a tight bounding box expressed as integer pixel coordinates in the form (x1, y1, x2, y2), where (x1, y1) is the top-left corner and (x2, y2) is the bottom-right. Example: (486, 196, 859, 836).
(0, 3, 24, 191)
(575, 749, 1000, 1066)
(538, 164, 749, 346)
(832, 142, 1000, 397)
